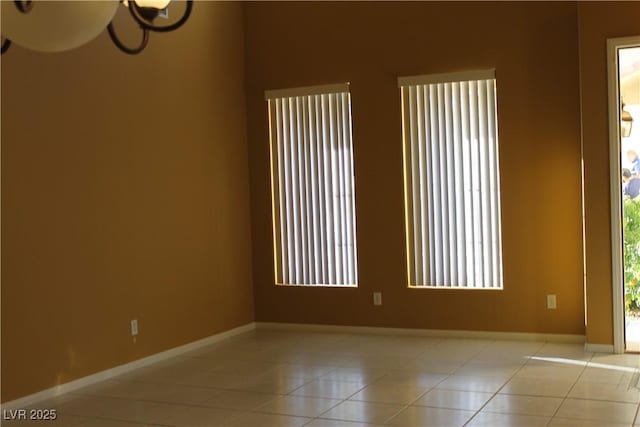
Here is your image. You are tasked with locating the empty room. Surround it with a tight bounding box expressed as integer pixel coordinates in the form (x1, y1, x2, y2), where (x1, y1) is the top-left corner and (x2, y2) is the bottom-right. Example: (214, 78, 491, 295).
(2, 1, 640, 426)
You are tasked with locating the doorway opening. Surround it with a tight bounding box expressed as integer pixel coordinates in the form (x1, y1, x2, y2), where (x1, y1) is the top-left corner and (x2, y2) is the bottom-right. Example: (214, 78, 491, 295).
(608, 36, 640, 353)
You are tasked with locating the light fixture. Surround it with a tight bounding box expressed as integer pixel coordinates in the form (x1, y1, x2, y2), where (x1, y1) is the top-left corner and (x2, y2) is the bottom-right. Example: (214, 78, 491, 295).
(622, 102, 634, 138)
(1, 0, 193, 55)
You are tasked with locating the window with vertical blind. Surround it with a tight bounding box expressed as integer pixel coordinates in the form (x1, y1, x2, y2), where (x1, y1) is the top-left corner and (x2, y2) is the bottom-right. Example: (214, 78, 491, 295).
(265, 83, 358, 286)
(399, 70, 503, 289)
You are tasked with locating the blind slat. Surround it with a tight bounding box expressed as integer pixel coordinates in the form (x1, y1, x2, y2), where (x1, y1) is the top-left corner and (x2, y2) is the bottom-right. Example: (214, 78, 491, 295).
(411, 87, 423, 285)
(267, 88, 358, 286)
(315, 96, 328, 284)
(452, 83, 466, 285)
(431, 85, 440, 284)
(417, 87, 429, 286)
(403, 74, 503, 289)
(283, 99, 296, 283)
(306, 97, 320, 283)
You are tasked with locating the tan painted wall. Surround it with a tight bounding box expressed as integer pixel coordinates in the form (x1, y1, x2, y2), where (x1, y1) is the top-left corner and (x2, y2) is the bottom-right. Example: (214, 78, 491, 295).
(578, 2, 640, 345)
(245, 2, 585, 334)
(1, 2, 253, 402)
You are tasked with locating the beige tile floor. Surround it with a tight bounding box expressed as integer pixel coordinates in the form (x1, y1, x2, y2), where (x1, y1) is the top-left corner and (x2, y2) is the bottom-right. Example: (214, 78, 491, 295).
(4, 330, 640, 426)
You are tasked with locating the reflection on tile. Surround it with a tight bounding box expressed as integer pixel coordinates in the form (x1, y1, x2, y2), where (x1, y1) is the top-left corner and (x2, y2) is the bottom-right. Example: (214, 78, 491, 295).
(319, 400, 404, 424)
(548, 417, 631, 427)
(589, 353, 640, 368)
(407, 360, 463, 374)
(578, 366, 633, 385)
(175, 371, 249, 389)
(387, 405, 475, 426)
(555, 398, 637, 424)
(161, 405, 242, 426)
(453, 361, 521, 378)
(534, 343, 593, 361)
(501, 377, 574, 397)
(137, 383, 222, 405)
(100, 400, 187, 424)
(373, 371, 446, 388)
(436, 375, 507, 393)
(568, 380, 640, 403)
(467, 411, 550, 426)
(208, 359, 280, 376)
(262, 364, 334, 380)
(231, 375, 309, 394)
(414, 389, 493, 411)
(255, 395, 341, 417)
(472, 342, 542, 363)
(349, 383, 429, 404)
(319, 368, 386, 383)
(303, 419, 379, 427)
(224, 412, 311, 427)
(203, 390, 280, 410)
(290, 380, 365, 399)
(483, 394, 562, 416)
(513, 364, 583, 381)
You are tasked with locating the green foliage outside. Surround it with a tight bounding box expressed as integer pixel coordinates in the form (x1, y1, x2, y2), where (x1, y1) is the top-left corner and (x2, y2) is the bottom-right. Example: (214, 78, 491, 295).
(624, 197, 640, 314)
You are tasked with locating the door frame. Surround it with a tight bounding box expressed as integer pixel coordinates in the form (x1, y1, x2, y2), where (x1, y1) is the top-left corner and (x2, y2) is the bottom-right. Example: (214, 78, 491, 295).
(607, 35, 640, 354)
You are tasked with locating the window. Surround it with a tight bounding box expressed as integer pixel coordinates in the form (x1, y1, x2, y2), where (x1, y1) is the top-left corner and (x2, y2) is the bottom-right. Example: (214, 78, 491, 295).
(399, 70, 503, 289)
(265, 83, 358, 286)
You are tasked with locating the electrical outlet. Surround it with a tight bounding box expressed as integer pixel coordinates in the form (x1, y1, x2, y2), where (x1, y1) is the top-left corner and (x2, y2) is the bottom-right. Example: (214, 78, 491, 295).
(373, 292, 382, 306)
(546, 295, 557, 310)
(131, 319, 138, 336)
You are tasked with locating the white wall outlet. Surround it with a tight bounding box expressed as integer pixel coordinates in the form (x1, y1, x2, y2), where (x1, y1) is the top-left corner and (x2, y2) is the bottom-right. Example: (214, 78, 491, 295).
(546, 294, 557, 309)
(373, 292, 382, 306)
(130, 319, 138, 336)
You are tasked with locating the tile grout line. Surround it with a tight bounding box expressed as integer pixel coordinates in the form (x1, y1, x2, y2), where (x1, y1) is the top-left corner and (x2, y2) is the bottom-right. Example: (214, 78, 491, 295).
(543, 344, 593, 425)
(632, 401, 640, 427)
(382, 338, 493, 426)
(300, 337, 479, 426)
(460, 340, 545, 426)
(632, 364, 640, 427)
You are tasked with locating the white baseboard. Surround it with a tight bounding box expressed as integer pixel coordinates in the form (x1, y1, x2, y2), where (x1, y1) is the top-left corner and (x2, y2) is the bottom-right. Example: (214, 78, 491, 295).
(1, 322, 256, 411)
(585, 343, 615, 353)
(256, 322, 585, 343)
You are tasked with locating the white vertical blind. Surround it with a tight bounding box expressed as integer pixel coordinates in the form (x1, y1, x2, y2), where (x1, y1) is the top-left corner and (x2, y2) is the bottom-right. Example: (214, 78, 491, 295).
(267, 85, 358, 286)
(400, 71, 503, 288)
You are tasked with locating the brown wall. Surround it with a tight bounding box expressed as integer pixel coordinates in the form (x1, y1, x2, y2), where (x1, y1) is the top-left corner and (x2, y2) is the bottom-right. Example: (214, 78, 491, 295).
(578, 2, 640, 345)
(245, 2, 585, 334)
(1, 2, 253, 402)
